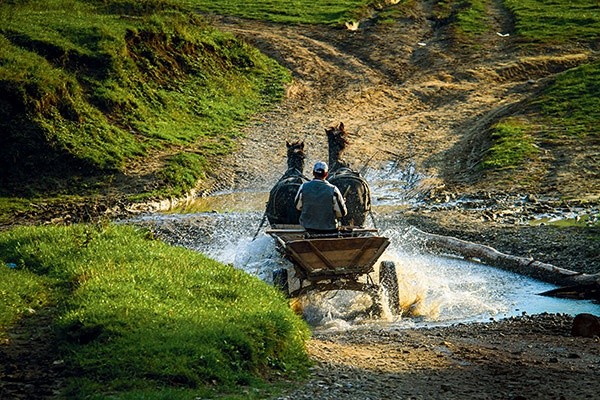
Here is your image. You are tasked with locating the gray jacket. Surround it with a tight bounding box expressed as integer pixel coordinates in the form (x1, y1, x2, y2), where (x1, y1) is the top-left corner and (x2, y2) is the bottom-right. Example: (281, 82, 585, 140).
(295, 179, 347, 230)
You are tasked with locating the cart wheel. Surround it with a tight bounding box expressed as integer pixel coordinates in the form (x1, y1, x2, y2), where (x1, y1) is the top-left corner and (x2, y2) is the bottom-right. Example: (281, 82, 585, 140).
(379, 261, 399, 315)
(272, 268, 289, 295)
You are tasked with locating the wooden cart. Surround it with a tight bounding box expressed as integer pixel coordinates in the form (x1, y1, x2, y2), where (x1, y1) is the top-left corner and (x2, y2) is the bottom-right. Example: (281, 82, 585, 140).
(266, 225, 399, 315)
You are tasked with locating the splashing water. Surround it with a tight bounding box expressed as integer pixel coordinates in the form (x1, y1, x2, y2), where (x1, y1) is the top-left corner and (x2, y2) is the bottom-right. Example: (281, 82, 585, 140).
(364, 161, 434, 207)
(129, 211, 600, 330)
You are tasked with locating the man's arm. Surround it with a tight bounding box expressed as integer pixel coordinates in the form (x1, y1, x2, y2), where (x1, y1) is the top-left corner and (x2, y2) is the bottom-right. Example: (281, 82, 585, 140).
(294, 184, 304, 211)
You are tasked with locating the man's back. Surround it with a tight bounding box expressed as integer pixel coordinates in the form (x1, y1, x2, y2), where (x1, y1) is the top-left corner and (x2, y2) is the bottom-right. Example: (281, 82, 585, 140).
(295, 178, 346, 232)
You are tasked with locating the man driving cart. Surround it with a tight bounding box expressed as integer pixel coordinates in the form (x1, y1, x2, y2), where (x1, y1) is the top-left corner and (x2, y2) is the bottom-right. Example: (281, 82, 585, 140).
(294, 161, 347, 235)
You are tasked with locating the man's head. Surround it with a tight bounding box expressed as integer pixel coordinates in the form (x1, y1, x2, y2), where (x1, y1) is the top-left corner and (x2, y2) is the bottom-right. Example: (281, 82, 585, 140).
(313, 161, 328, 179)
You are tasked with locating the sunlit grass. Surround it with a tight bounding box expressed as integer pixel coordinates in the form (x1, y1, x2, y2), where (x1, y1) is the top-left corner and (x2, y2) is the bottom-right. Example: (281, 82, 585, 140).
(481, 61, 600, 196)
(0, 224, 310, 398)
(455, 0, 489, 36)
(0, 266, 53, 337)
(504, 0, 600, 43)
(533, 61, 600, 139)
(482, 118, 538, 170)
(0, 0, 291, 198)
(182, 0, 372, 24)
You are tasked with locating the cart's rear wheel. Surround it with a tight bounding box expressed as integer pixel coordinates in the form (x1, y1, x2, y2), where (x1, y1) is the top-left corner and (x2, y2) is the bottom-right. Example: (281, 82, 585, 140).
(272, 268, 289, 295)
(379, 261, 399, 315)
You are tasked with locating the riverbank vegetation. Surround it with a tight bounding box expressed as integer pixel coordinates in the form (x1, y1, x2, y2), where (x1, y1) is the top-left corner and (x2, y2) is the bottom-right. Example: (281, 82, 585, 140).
(0, 224, 310, 399)
(0, 0, 290, 212)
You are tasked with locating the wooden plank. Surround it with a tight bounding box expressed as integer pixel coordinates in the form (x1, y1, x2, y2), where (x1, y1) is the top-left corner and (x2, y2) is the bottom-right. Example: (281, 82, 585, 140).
(267, 228, 306, 234)
(267, 227, 379, 234)
(287, 237, 387, 254)
(283, 236, 390, 274)
(285, 243, 318, 274)
(306, 240, 337, 270)
(348, 237, 374, 267)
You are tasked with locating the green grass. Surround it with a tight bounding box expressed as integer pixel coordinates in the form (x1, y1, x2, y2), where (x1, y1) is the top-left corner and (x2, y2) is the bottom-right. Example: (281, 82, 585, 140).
(533, 61, 600, 139)
(183, 0, 373, 24)
(0, 264, 54, 337)
(481, 61, 600, 195)
(431, 0, 491, 39)
(476, 3, 600, 176)
(482, 118, 539, 170)
(504, 0, 600, 43)
(432, 0, 600, 43)
(455, 0, 489, 36)
(0, 224, 310, 398)
(0, 0, 291, 199)
(484, 60, 600, 171)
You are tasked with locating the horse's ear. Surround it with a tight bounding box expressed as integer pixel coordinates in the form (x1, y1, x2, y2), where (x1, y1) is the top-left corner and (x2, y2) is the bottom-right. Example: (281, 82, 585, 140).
(286, 140, 291, 148)
(339, 122, 345, 131)
(300, 142, 304, 149)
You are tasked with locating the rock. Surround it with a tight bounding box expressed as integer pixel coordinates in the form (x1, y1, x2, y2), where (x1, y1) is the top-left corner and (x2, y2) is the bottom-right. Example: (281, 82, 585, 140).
(571, 313, 600, 338)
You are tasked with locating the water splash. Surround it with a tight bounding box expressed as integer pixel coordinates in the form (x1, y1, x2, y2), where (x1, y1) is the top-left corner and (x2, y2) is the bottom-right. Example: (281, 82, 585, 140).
(363, 161, 435, 206)
(128, 211, 600, 331)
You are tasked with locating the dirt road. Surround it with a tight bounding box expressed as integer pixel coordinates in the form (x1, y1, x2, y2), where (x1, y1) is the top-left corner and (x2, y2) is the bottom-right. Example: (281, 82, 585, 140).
(275, 314, 599, 400)
(211, 3, 593, 197)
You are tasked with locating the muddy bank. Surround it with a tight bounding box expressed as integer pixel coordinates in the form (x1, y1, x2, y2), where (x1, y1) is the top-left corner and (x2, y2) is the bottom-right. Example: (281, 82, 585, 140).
(397, 209, 600, 276)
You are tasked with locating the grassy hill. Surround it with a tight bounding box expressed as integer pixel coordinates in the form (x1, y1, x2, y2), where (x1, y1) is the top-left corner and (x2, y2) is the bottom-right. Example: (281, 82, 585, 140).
(0, 224, 310, 399)
(0, 0, 291, 210)
(0, 0, 598, 222)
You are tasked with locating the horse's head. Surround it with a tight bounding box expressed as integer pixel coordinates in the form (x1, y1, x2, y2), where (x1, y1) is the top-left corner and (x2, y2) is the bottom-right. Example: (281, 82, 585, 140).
(286, 140, 305, 172)
(325, 122, 350, 171)
(325, 122, 350, 149)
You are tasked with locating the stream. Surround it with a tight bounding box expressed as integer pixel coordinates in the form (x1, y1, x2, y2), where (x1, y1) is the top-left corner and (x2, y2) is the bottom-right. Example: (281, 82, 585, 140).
(127, 188, 600, 331)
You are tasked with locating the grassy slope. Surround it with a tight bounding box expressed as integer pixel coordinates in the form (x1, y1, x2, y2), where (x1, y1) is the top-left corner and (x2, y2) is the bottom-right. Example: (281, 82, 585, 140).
(1, 0, 597, 213)
(432, 0, 600, 200)
(184, 0, 373, 24)
(0, 224, 310, 399)
(481, 60, 600, 199)
(0, 0, 290, 205)
(482, 1, 600, 200)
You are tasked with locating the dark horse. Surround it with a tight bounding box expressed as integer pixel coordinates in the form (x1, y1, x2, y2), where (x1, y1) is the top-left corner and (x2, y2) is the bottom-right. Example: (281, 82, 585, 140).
(265, 141, 308, 226)
(326, 122, 372, 227)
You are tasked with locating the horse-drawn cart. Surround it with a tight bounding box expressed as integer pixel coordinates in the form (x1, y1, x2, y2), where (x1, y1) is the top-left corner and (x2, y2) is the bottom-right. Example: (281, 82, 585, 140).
(266, 225, 400, 315)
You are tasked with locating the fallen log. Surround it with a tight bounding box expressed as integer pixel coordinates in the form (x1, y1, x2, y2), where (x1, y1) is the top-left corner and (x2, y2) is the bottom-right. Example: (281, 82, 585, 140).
(408, 226, 600, 299)
(539, 284, 600, 301)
